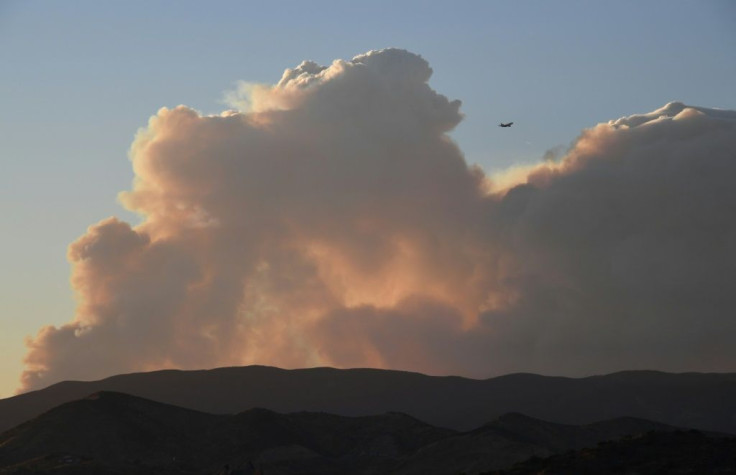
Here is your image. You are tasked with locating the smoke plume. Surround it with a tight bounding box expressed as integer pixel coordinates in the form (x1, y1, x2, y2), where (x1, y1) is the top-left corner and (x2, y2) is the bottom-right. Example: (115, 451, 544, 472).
(21, 49, 736, 391)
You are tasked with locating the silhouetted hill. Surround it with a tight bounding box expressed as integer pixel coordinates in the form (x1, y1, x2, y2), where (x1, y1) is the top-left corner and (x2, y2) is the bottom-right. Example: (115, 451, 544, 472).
(0, 391, 451, 474)
(0, 391, 690, 474)
(2, 366, 736, 436)
(488, 430, 736, 474)
(0, 392, 217, 474)
(393, 412, 677, 474)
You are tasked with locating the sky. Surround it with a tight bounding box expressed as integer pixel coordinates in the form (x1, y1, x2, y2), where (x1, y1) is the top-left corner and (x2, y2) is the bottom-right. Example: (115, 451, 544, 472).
(2, 1, 735, 398)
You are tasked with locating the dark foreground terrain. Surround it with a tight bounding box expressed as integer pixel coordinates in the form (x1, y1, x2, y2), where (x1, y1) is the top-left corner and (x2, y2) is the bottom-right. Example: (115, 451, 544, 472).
(3, 366, 736, 435)
(488, 430, 736, 474)
(3, 391, 733, 474)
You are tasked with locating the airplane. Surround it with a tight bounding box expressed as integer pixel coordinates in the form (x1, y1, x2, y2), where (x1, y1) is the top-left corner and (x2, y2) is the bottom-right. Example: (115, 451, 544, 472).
(499, 122, 514, 127)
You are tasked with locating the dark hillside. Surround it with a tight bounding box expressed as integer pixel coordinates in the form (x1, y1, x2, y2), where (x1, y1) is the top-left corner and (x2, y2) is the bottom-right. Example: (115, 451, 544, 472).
(489, 430, 736, 474)
(2, 366, 736, 435)
(0, 391, 704, 475)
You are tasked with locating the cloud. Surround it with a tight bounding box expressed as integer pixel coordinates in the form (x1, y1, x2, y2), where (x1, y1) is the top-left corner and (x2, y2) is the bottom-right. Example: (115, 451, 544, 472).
(20, 49, 736, 391)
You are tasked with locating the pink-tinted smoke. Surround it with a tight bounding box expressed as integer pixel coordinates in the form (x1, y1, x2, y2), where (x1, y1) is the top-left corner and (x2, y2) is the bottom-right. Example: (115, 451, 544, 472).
(20, 49, 736, 392)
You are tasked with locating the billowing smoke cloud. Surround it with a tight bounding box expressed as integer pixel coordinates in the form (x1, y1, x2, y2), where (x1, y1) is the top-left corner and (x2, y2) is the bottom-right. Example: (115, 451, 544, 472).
(21, 49, 736, 391)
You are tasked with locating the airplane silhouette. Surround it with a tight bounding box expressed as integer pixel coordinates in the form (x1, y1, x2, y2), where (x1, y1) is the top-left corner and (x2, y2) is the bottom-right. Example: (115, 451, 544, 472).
(499, 122, 513, 127)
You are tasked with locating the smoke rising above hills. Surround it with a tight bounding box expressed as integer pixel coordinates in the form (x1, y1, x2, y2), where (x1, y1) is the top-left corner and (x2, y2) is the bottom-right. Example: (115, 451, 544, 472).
(20, 49, 736, 391)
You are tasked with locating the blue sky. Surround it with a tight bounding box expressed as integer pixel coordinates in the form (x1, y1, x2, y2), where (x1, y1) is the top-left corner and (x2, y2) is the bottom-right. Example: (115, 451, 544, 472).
(1, 0, 735, 397)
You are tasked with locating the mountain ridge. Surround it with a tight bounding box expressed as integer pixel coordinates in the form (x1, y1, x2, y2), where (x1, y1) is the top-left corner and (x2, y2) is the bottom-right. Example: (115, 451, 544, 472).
(3, 365, 736, 435)
(0, 390, 692, 474)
